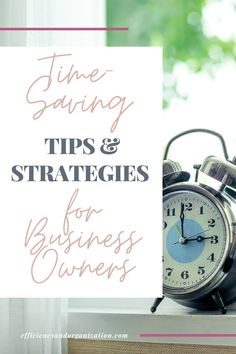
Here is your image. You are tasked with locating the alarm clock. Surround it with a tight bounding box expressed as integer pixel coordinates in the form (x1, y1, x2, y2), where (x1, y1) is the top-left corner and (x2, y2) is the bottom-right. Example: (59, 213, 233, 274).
(153, 129, 236, 314)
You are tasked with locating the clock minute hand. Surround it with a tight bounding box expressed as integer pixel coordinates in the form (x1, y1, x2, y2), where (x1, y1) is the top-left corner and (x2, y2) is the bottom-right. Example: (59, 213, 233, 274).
(180, 202, 185, 239)
(176, 202, 188, 245)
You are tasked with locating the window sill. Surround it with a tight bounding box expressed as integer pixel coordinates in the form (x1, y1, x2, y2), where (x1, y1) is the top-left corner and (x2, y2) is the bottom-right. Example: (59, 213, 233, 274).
(68, 298, 236, 347)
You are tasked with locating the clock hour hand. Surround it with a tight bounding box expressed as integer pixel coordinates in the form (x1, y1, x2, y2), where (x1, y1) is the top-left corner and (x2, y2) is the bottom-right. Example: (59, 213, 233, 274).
(173, 228, 211, 245)
(184, 228, 211, 241)
(187, 235, 213, 242)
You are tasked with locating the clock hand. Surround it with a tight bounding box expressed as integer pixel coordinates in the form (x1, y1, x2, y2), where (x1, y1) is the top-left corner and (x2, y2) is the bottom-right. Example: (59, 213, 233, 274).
(186, 228, 211, 240)
(174, 224, 182, 237)
(180, 202, 185, 238)
(173, 228, 211, 245)
(187, 235, 213, 242)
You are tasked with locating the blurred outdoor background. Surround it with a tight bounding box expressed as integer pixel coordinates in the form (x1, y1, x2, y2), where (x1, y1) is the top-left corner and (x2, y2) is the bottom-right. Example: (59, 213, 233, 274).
(107, 0, 236, 173)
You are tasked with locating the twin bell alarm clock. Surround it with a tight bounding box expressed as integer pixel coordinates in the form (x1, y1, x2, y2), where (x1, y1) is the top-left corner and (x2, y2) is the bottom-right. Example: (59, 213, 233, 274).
(153, 129, 236, 314)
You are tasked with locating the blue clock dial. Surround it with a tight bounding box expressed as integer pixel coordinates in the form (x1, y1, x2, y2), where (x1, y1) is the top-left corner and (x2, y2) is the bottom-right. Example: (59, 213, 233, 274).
(166, 219, 205, 263)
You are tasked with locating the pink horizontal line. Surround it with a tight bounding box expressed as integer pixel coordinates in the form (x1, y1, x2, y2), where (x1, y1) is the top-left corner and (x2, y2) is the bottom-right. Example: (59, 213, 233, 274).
(0, 27, 128, 31)
(140, 333, 236, 337)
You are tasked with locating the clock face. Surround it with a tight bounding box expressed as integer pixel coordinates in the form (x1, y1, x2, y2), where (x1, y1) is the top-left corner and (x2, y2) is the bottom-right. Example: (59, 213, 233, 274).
(163, 188, 228, 293)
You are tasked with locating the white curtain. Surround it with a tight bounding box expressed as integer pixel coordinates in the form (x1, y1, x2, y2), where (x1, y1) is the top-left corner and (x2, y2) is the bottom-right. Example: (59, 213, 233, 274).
(0, 299, 68, 354)
(0, 0, 105, 46)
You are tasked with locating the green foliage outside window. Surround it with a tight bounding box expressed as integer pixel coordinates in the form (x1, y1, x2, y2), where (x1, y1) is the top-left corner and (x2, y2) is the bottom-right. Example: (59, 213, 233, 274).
(107, 0, 236, 106)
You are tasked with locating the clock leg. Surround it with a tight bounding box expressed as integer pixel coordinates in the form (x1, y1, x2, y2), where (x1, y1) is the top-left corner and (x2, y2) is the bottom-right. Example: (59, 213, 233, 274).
(211, 290, 227, 314)
(150, 297, 164, 313)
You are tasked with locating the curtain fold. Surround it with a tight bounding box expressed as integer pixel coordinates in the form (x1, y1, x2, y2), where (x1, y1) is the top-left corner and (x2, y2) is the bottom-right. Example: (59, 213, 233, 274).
(0, 299, 68, 354)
